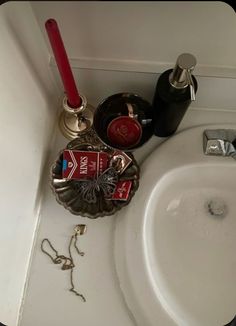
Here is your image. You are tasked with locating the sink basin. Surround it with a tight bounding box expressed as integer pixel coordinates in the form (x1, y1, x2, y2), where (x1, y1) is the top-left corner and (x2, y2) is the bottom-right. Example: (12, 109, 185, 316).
(114, 124, 236, 326)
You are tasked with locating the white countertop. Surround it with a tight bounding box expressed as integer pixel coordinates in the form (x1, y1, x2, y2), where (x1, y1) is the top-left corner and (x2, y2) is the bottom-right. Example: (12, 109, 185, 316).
(19, 106, 236, 326)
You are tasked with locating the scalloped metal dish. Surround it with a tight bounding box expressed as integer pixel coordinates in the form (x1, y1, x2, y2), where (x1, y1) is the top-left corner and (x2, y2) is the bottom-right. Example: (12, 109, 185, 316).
(50, 128, 140, 218)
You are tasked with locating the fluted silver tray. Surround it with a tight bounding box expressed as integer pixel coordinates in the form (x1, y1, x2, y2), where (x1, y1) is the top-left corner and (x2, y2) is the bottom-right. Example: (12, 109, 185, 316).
(50, 128, 140, 218)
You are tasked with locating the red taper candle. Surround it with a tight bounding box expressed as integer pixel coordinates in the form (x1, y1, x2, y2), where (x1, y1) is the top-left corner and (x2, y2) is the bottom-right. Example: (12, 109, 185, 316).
(45, 18, 81, 108)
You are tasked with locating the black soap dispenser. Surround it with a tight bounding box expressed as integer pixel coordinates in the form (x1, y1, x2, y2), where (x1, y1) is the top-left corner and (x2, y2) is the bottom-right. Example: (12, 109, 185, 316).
(152, 53, 198, 137)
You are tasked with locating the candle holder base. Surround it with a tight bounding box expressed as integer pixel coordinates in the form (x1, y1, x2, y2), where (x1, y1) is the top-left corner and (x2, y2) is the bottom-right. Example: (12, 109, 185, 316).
(59, 95, 94, 140)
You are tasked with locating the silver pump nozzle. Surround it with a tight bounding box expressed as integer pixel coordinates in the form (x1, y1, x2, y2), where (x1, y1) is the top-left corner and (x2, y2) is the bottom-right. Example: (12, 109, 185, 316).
(169, 53, 197, 101)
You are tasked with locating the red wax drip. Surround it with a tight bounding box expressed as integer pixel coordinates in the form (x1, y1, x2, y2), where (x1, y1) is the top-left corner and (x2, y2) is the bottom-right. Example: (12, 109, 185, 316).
(45, 18, 81, 108)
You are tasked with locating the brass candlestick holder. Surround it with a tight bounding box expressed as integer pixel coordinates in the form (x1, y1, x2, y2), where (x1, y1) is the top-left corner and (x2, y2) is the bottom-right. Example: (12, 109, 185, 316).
(59, 94, 94, 140)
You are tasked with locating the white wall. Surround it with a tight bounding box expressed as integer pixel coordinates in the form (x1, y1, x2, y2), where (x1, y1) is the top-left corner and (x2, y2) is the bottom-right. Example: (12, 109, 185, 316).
(0, 2, 59, 325)
(31, 1, 236, 111)
(31, 1, 236, 77)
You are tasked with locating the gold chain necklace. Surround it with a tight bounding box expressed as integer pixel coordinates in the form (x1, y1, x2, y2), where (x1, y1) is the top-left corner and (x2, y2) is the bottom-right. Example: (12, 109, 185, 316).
(41, 224, 87, 302)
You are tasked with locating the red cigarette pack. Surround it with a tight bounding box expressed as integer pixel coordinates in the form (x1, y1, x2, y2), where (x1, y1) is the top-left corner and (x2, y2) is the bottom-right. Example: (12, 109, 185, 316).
(62, 150, 109, 180)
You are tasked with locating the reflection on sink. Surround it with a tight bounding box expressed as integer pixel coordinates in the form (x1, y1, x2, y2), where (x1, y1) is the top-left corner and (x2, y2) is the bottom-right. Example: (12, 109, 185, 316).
(114, 125, 236, 326)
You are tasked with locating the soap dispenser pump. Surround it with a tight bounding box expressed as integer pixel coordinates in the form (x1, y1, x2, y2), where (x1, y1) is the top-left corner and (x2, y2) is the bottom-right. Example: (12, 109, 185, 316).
(152, 53, 198, 137)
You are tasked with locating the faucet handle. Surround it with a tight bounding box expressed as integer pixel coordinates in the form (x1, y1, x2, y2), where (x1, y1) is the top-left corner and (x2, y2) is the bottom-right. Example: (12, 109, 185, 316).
(203, 129, 236, 158)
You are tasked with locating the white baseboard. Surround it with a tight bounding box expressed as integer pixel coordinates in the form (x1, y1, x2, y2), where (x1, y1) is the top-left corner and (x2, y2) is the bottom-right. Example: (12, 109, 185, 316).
(49, 56, 236, 79)
(49, 56, 236, 111)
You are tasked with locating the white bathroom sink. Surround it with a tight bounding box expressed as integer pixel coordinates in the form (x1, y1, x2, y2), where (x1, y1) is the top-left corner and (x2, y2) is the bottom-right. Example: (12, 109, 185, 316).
(114, 124, 236, 326)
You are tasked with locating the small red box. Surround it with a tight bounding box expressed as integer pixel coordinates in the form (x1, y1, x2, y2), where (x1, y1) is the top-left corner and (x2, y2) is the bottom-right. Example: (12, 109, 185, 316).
(62, 150, 109, 180)
(111, 180, 133, 201)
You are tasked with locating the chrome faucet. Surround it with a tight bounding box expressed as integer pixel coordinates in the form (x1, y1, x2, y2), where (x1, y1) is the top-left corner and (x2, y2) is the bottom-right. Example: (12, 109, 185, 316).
(203, 129, 236, 159)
